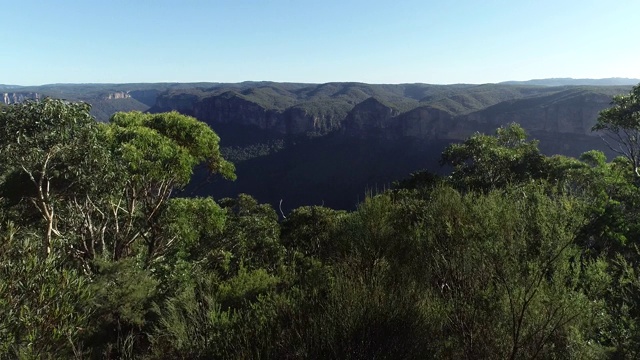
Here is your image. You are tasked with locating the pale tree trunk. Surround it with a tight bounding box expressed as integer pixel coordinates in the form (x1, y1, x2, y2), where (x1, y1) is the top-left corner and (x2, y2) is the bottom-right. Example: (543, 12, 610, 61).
(23, 149, 59, 257)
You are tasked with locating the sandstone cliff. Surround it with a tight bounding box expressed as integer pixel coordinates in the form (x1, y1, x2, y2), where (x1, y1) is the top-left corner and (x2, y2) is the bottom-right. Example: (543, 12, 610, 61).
(152, 91, 347, 136)
(147, 84, 629, 144)
(2, 92, 40, 104)
(194, 92, 283, 130)
(105, 91, 131, 100)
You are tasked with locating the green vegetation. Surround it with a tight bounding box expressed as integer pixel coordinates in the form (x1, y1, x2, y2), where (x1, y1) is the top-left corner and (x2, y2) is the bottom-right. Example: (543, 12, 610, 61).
(2, 85, 640, 358)
(593, 84, 640, 177)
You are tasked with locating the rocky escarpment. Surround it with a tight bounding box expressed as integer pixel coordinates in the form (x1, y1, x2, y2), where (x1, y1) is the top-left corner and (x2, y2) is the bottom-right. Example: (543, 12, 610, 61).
(149, 84, 628, 144)
(105, 91, 131, 100)
(0, 82, 631, 143)
(105, 90, 162, 105)
(347, 90, 619, 141)
(283, 106, 343, 135)
(194, 92, 283, 130)
(339, 90, 615, 141)
(152, 91, 346, 136)
(3, 92, 40, 104)
(152, 93, 201, 116)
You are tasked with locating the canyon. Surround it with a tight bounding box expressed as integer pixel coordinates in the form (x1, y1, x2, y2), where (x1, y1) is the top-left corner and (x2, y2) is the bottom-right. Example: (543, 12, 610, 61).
(2, 79, 637, 209)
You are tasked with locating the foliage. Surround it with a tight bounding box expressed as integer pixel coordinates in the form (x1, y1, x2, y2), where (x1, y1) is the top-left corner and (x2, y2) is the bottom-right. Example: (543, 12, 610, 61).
(441, 123, 546, 191)
(0, 98, 110, 256)
(88, 111, 236, 267)
(216, 194, 285, 275)
(83, 259, 159, 359)
(593, 84, 640, 177)
(601, 253, 640, 357)
(4, 94, 640, 358)
(149, 268, 284, 359)
(0, 223, 93, 358)
(107, 111, 235, 184)
(280, 205, 346, 260)
(220, 139, 285, 163)
(156, 197, 227, 275)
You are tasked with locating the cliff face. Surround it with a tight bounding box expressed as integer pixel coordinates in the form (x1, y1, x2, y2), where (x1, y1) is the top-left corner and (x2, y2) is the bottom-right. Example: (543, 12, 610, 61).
(0, 82, 628, 144)
(148, 84, 625, 143)
(140, 83, 629, 211)
(343, 98, 400, 138)
(105, 91, 131, 100)
(194, 92, 283, 130)
(3, 92, 40, 104)
(283, 107, 342, 134)
(153, 92, 345, 136)
(338, 91, 613, 141)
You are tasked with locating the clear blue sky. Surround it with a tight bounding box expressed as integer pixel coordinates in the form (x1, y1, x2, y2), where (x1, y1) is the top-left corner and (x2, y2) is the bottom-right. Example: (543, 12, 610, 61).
(2, 0, 639, 85)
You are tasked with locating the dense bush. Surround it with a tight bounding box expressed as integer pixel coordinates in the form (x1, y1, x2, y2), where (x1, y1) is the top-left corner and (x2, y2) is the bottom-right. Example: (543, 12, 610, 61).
(3, 91, 640, 358)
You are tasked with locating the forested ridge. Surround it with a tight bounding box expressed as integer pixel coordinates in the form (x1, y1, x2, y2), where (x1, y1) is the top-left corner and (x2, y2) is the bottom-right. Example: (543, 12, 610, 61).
(2, 85, 640, 359)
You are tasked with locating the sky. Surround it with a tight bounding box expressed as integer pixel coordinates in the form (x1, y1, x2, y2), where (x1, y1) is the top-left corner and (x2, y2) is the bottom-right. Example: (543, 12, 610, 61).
(2, 0, 639, 85)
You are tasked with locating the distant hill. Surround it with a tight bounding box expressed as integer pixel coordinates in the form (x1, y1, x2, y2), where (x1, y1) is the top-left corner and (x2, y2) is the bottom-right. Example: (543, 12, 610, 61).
(501, 78, 640, 86)
(0, 84, 25, 90)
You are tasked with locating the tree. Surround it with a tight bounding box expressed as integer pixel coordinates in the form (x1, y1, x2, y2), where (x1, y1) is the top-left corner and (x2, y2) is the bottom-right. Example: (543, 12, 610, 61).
(280, 205, 346, 260)
(441, 123, 545, 191)
(0, 102, 236, 266)
(216, 194, 284, 274)
(67, 111, 236, 266)
(592, 84, 640, 178)
(0, 222, 94, 358)
(0, 98, 108, 256)
(415, 184, 599, 358)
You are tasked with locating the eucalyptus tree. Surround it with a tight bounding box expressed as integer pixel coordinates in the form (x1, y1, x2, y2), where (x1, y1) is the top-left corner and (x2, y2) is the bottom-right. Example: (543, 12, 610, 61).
(0, 98, 108, 256)
(0, 100, 236, 267)
(77, 111, 236, 266)
(593, 84, 640, 178)
(440, 123, 545, 191)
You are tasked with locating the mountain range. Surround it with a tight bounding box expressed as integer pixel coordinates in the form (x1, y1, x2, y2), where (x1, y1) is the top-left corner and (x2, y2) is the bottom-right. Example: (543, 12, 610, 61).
(2, 78, 637, 210)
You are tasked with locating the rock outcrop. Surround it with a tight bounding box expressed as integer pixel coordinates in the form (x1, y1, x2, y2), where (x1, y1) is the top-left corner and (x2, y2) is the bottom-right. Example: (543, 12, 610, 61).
(153, 91, 345, 136)
(105, 91, 131, 100)
(3, 92, 40, 104)
(283, 106, 342, 134)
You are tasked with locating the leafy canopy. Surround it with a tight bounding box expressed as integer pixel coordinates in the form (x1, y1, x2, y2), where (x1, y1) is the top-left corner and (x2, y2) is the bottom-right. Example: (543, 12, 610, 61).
(441, 123, 545, 190)
(593, 84, 640, 177)
(106, 111, 236, 187)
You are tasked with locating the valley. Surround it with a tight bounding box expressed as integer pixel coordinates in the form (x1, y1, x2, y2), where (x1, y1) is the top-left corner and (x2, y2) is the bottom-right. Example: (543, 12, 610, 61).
(2, 79, 637, 210)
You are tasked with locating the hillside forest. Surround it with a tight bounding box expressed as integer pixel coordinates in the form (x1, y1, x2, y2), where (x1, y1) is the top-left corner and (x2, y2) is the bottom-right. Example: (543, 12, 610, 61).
(2, 84, 640, 359)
